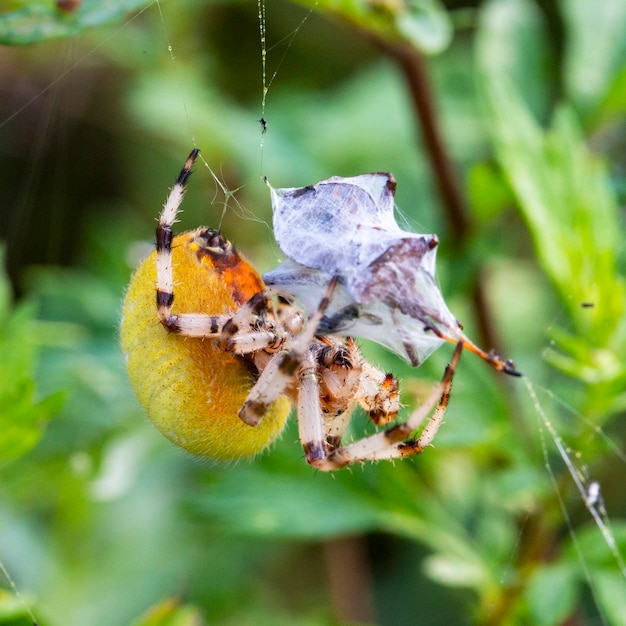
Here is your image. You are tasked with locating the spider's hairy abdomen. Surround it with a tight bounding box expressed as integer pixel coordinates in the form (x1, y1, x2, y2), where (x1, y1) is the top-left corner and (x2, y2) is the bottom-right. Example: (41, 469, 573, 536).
(120, 231, 291, 460)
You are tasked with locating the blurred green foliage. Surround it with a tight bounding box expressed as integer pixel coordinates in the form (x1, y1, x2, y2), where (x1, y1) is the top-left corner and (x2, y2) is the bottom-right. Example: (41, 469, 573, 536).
(0, 0, 625, 625)
(0, 0, 153, 45)
(0, 247, 65, 466)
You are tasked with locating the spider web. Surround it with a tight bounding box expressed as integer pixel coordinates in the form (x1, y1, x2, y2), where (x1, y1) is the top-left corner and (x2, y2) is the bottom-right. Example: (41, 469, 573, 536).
(523, 378, 626, 625)
(0, 560, 37, 626)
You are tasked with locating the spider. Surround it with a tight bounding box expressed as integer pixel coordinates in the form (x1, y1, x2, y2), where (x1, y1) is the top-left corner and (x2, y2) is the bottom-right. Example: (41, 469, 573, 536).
(121, 149, 509, 470)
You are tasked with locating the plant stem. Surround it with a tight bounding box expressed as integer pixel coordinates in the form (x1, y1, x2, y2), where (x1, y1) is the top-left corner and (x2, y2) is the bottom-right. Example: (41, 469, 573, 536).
(323, 536, 376, 623)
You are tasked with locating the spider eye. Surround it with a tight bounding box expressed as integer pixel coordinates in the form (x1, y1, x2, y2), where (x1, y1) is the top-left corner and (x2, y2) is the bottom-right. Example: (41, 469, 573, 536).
(197, 229, 231, 253)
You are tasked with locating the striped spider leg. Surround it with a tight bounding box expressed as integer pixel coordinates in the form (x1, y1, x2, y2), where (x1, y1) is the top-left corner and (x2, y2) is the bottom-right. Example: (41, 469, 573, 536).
(155, 150, 230, 337)
(304, 342, 463, 470)
(155, 150, 290, 353)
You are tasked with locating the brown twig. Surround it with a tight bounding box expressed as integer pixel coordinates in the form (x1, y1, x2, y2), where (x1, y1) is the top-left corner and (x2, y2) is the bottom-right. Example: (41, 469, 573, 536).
(322, 536, 376, 623)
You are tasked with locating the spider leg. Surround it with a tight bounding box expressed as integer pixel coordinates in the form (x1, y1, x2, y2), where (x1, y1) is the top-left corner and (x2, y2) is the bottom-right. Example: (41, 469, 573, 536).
(298, 339, 368, 463)
(156, 149, 200, 331)
(303, 341, 463, 471)
(237, 347, 297, 426)
(314, 337, 362, 450)
(160, 312, 231, 337)
(313, 336, 398, 449)
(218, 291, 291, 354)
(238, 277, 339, 426)
(152, 150, 289, 349)
(298, 348, 327, 460)
(356, 359, 400, 426)
(431, 325, 521, 376)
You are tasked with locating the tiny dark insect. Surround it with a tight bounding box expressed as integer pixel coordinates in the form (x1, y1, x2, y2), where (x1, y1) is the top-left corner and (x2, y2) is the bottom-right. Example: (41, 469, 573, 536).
(258, 117, 268, 134)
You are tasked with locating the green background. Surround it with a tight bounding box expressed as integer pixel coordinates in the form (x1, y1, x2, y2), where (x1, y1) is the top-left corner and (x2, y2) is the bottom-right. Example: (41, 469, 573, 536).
(0, 0, 625, 624)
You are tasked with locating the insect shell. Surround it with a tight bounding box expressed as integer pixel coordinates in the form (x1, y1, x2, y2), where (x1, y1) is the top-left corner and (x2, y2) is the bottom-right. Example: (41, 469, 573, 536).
(120, 228, 291, 460)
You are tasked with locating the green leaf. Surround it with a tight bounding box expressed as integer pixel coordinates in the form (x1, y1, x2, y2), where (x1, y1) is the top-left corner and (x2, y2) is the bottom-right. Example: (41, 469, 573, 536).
(293, 0, 452, 54)
(466, 161, 515, 222)
(592, 569, 626, 626)
(479, 79, 624, 327)
(131, 598, 205, 626)
(0, 588, 36, 623)
(563, 521, 626, 570)
(396, 0, 452, 53)
(0, 0, 153, 45)
(544, 327, 626, 386)
(0, 379, 64, 465)
(0, 247, 65, 464)
(475, 0, 552, 120)
(478, 0, 626, 351)
(422, 553, 490, 589)
(193, 466, 388, 539)
(525, 563, 579, 626)
(594, 63, 626, 127)
(561, 0, 626, 123)
(476, 72, 626, 390)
